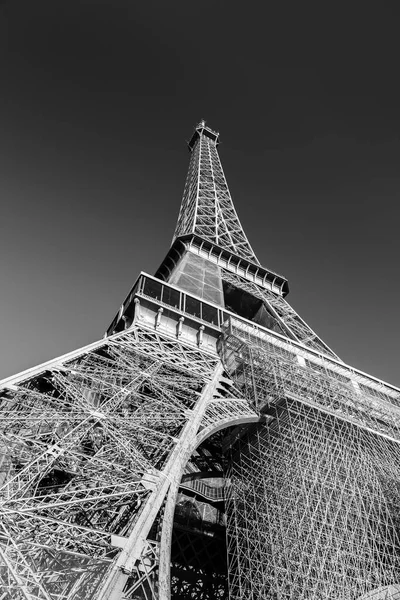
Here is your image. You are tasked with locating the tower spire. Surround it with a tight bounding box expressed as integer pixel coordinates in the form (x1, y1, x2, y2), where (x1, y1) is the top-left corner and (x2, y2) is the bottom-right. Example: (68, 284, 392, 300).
(174, 120, 259, 264)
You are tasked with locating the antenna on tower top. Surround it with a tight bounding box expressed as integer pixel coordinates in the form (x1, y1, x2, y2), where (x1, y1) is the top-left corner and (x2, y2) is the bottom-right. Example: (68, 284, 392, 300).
(187, 120, 220, 151)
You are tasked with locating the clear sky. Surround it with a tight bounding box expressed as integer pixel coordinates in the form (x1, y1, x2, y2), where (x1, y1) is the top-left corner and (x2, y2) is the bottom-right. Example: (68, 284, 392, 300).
(0, 2, 399, 386)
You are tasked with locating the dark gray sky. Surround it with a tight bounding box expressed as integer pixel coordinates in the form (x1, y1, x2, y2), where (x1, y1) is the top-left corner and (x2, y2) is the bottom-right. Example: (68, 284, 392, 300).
(0, 2, 399, 386)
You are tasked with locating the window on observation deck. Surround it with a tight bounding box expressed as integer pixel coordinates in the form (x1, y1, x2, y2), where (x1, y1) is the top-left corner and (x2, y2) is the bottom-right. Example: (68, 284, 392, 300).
(162, 286, 180, 310)
(201, 303, 218, 326)
(143, 278, 162, 301)
(185, 296, 201, 319)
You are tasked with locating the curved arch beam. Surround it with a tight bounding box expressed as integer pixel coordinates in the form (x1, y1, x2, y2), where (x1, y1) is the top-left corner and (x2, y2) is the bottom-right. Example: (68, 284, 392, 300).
(195, 414, 260, 449)
(158, 405, 260, 599)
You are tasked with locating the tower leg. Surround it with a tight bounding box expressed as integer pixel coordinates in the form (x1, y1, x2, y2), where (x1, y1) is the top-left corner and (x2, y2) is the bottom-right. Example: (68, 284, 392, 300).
(96, 364, 224, 600)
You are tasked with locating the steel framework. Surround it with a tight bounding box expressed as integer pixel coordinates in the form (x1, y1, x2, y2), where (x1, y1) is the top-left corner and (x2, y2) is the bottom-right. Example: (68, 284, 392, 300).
(174, 121, 258, 264)
(0, 326, 256, 599)
(1, 121, 400, 600)
(222, 318, 400, 599)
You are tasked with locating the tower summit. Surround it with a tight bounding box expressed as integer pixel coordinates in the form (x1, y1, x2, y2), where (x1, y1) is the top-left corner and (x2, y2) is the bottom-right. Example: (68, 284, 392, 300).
(1, 123, 400, 600)
(174, 120, 258, 263)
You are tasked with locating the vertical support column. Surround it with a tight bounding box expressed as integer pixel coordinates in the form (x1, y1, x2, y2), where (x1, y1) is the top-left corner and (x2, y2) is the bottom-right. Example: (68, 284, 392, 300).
(197, 325, 205, 347)
(155, 307, 163, 329)
(176, 317, 184, 338)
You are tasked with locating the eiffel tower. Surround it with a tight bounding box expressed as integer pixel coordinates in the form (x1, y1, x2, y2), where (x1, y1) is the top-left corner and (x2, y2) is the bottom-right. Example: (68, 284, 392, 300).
(1, 121, 400, 600)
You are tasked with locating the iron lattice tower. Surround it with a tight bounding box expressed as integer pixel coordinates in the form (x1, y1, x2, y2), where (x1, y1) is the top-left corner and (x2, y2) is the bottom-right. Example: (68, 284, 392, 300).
(1, 121, 400, 600)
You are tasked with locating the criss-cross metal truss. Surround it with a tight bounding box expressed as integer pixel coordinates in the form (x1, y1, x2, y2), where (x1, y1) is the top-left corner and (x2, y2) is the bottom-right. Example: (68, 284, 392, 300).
(174, 121, 259, 264)
(222, 318, 400, 600)
(2, 121, 400, 600)
(0, 325, 257, 600)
